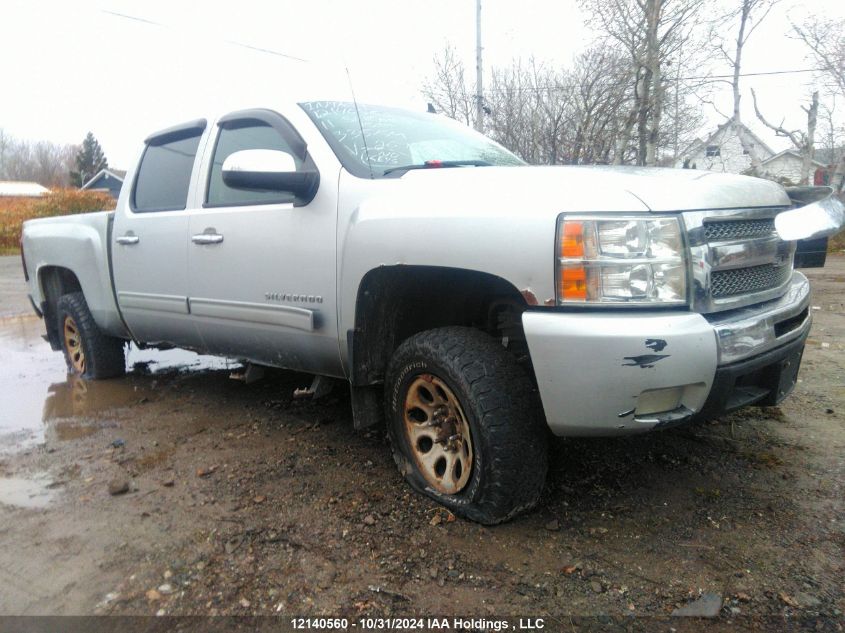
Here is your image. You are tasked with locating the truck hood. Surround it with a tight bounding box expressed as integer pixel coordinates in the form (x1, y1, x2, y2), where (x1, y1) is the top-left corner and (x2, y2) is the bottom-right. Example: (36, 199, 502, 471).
(341, 165, 790, 314)
(390, 165, 791, 214)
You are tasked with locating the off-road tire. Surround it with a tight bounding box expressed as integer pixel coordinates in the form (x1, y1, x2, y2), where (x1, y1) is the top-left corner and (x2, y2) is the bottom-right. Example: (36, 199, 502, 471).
(385, 327, 548, 524)
(56, 292, 126, 379)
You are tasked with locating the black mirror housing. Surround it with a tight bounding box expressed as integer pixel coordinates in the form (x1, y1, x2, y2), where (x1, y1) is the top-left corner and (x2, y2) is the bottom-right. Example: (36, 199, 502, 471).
(222, 169, 319, 206)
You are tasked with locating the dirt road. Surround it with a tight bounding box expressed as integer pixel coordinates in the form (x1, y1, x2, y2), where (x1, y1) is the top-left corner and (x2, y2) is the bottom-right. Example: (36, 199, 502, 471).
(0, 255, 842, 629)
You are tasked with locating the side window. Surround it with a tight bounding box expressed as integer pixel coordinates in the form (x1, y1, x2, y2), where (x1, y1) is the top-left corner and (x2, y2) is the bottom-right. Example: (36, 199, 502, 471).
(133, 131, 203, 212)
(206, 121, 302, 207)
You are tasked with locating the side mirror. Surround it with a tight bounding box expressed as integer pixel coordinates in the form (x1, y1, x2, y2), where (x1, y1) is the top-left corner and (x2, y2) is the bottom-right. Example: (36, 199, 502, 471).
(221, 149, 319, 203)
(776, 190, 845, 241)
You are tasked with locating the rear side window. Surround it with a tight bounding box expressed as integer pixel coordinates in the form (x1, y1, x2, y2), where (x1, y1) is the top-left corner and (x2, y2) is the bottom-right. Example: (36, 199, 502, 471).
(132, 131, 203, 212)
(206, 122, 302, 207)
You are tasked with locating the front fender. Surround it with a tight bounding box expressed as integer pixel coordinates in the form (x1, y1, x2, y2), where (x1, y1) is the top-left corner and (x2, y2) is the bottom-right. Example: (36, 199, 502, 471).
(338, 201, 555, 360)
(334, 167, 651, 371)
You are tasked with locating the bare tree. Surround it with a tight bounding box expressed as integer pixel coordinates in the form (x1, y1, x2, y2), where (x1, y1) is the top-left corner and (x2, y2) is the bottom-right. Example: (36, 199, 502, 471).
(660, 49, 711, 165)
(792, 16, 845, 191)
(816, 100, 845, 175)
(35, 142, 77, 188)
(752, 89, 819, 184)
(421, 46, 476, 128)
(792, 17, 845, 94)
(0, 129, 11, 174)
(569, 48, 638, 164)
(580, 0, 707, 166)
(420, 38, 702, 167)
(484, 59, 582, 165)
(484, 60, 538, 161)
(0, 129, 77, 188)
(710, 0, 780, 173)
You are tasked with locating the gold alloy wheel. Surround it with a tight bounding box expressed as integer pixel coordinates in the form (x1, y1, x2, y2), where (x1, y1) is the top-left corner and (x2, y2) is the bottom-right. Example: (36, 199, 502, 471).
(403, 373, 473, 494)
(63, 315, 86, 374)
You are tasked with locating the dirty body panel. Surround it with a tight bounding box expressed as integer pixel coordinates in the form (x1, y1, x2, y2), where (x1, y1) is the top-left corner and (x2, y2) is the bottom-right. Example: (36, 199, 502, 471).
(523, 311, 717, 436)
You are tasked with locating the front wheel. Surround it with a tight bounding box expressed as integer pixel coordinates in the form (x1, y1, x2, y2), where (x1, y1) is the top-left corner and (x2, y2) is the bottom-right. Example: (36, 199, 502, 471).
(56, 292, 126, 379)
(385, 327, 548, 524)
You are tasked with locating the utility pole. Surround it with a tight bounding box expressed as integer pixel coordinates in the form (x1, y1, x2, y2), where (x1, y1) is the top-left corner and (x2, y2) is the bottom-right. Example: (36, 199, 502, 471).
(475, 0, 484, 133)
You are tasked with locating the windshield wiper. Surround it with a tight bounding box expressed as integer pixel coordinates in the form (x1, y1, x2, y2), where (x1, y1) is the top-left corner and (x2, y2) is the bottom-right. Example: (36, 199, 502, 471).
(382, 159, 493, 176)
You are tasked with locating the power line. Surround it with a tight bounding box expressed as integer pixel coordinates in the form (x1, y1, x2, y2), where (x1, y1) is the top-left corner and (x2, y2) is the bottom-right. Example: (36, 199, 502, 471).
(100, 9, 309, 63)
(680, 68, 821, 80)
(100, 9, 166, 28)
(481, 67, 825, 95)
(99, 9, 827, 95)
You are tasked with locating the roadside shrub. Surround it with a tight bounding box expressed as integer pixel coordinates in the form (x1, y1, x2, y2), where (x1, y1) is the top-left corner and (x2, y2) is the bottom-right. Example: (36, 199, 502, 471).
(0, 189, 115, 253)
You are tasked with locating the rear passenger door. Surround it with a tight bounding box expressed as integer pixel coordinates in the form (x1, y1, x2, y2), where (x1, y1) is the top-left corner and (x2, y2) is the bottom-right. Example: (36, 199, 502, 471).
(186, 109, 341, 376)
(112, 120, 207, 349)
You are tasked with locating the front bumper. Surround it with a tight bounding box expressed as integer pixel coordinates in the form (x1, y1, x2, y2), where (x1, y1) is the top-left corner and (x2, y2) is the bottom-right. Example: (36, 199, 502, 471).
(523, 272, 811, 437)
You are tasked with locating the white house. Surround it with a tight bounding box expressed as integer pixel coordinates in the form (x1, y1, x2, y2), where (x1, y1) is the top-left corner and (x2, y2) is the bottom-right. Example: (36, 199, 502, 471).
(758, 149, 825, 185)
(674, 118, 774, 174)
(0, 180, 49, 199)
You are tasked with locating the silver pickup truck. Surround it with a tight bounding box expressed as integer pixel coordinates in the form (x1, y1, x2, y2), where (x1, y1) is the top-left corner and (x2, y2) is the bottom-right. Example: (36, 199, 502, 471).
(20, 100, 845, 524)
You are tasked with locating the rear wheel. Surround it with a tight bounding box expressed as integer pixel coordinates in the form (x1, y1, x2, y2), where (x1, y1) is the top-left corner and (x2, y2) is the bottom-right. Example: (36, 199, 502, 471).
(56, 292, 126, 379)
(385, 327, 548, 524)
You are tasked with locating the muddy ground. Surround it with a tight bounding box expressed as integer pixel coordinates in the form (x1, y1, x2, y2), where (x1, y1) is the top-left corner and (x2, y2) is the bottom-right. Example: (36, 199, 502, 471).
(0, 255, 842, 630)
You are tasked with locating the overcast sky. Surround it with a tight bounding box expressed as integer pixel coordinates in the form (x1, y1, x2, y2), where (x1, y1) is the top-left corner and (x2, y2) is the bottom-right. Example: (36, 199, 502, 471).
(1, 0, 842, 168)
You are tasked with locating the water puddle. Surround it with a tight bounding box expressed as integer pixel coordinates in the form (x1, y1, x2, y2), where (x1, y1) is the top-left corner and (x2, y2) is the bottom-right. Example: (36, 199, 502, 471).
(0, 472, 57, 508)
(0, 314, 237, 455)
(43, 375, 146, 421)
(0, 316, 67, 453)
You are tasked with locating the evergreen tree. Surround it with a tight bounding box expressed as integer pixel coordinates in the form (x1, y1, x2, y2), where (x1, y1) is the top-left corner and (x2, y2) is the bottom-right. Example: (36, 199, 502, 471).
(69, 132, 108, 187)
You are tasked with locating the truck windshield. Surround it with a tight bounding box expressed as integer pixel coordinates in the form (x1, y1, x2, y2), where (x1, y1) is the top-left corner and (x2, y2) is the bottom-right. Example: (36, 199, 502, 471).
(299, 101, 524, 178)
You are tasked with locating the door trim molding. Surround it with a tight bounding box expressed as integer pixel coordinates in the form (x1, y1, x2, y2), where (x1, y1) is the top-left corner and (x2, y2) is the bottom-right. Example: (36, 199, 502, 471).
(189, 298, 315, 332)
(118, 292, 189, 315)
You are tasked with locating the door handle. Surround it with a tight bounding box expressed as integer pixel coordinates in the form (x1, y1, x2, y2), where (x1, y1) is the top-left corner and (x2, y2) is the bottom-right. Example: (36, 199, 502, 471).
(116, 234, 139, 245)
(191, 232, 224, 245)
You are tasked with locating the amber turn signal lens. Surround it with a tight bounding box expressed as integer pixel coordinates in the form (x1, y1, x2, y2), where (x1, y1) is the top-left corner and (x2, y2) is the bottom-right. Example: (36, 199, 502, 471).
(559, 266, 587, 300)
(560, 221, 584, 258)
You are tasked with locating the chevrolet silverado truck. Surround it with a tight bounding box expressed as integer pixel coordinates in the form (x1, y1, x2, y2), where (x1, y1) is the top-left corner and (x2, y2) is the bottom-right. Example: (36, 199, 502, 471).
(20, 101, 845, 524)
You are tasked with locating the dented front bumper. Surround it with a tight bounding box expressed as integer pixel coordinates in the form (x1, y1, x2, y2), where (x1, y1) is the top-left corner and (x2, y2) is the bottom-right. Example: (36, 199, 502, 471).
(523, 272, 811, 437)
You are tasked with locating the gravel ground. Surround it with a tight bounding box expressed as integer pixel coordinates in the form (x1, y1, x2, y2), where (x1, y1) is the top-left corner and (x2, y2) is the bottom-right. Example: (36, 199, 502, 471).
(0, 255, 842, 631)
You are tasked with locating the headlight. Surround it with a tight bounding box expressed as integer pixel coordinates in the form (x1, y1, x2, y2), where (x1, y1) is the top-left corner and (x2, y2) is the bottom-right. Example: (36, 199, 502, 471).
(556, 215, 687, 305)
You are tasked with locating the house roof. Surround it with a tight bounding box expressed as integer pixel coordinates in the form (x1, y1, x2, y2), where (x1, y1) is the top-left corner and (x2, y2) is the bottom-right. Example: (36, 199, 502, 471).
(81, 168, 126, 189)
(0, 181, 50, 197)
(759, 149, 825, 168)
(680, 117, 776, 159)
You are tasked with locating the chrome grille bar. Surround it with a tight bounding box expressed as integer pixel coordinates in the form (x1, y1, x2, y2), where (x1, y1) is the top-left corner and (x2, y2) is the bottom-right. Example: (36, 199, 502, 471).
(703, 219, 775, 241)
(711, 263, 792, 298)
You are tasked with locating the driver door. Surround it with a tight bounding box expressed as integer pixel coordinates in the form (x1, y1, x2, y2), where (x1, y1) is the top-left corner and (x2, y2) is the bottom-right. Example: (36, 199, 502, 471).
(186, 109, 342, 376)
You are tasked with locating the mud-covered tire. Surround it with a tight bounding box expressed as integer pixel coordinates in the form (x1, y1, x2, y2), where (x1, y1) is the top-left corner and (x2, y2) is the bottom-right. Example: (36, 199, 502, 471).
(385, 327, 548, 524)
(56, 292, 126, 379)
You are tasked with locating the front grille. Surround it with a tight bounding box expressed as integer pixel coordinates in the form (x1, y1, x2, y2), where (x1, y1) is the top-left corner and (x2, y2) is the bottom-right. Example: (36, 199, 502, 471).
(704, 219, 776, 242)
(685, 208, 794, 312)
(711, 263, 792, 298)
